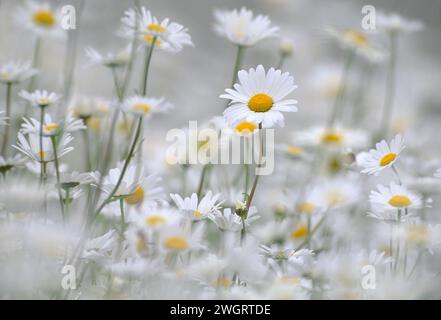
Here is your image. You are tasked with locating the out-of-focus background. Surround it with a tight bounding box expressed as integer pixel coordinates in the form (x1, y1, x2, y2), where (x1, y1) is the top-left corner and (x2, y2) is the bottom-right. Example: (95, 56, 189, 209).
(0, 0, 440, 154)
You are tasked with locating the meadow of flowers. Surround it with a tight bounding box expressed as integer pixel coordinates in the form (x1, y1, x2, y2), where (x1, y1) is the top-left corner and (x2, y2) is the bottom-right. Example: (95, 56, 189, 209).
(0, 0, 441, 300)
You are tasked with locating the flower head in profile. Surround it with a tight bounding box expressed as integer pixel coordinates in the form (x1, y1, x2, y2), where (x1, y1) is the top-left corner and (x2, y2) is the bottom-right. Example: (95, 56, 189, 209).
(376, 12, 424, 34)
(358, 134, 405, 175)
(13, 132, 74, 162)
(122, 95, 173, 118)
(19, 89, 60, 108)
(120, 7, 193, 53)
(214, 7, 279, 47)
(0, 61, 38, 84)
(209, 207, 259, 232)
(85, 46, 131, 68)
(369, 182, 422, 220)
(21, 113, 86, 137)
(15, 0, 64, 38)
(294, 126, 368, 150)
(325, 27, 386, 63)
(170, 191, 223, 221)
(95, 163, 141, 198)
(221, 65, 298, 128)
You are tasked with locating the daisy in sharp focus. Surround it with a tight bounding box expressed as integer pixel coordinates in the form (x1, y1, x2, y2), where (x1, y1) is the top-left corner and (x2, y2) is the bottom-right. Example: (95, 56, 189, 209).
(15, 0, 64, 38)
(358, 134, 405, 175)
(369, 182, 422, 220)
(21, 113, 86, 137)
(170, 191, 223, 221)
(221, 65, 298, 128)
(122, 95, 173, 118)
(0, 61, 37, 84)
(213, 7, 279, 47)
(120, 7, 193, 53)
(19, 89, 60, 108)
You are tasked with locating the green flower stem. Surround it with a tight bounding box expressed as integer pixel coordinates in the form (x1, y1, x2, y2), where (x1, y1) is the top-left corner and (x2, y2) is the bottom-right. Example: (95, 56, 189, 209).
(39, 106, 46, 184)
(245, 124, 263, 212)
(141, 36, 157, 96)
(197, 164, 210, 198)
(379, 31, 397, 139)
(119, 198, 125, 239)
(230, 45, 245, 89)
(51, 136, 66, 222)
(1, 83, 12, 156)
(327, 49, 355, 128)
(93, 115, 143, 221)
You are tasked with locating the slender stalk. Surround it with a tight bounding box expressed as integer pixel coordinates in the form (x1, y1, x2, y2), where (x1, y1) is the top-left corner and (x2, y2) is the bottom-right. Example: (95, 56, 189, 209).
(141, 36, 157, 96)
(327, 49, 355, 128)
(93, 115, 143, 220)
(230, 45, 245, 88)
(39, 106, 46, 184)
(1, 83, 12, 156)
(51, 136, 66, 222)
(82, 128, 92, 172)
(276, 52, 288, 70)
(245, 124, 263, 212)
(119, 198, 125, 239)
(379, 31, 397, 140)
(197, 164, 209, 198)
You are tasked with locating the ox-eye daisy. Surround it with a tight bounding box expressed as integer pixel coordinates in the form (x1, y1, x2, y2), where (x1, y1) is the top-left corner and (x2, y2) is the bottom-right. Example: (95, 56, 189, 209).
(122, 95, 173, 118)
(120, 7, 193, 53)
(19, 89, 60, 108)
(369, 182, 422, 218)
(359, 134, 405, 175)
(213, 7, 279, 47)
(0, 61, 37, 84)
(21, 113, 86, 136)
(15, 0, 64, 38)
(221, 65, 298, 128)
(85, 46, 131, 68)
(170, 191, 223, 221)
(376, 12, 423, 34)
(93, 163, 140, 198)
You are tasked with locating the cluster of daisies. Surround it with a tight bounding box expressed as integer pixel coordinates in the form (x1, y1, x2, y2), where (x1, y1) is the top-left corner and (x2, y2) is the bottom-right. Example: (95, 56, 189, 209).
(1, 1, 440, 300)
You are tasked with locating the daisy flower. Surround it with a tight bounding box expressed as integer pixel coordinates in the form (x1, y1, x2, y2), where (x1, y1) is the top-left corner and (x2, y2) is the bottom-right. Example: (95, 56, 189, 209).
(325, 27, 386, 63)
(0, 154, 26, 175)
(132, 204, 181, 232)
(13, 132, 73, 162)
(369, 182, 422, 218)
(19, 89, 60, 108)
(213, 7, 279, 47)
(401, 223, 441, 254)
(376, 12, 424, 34)
(209, 207, 259, 232)
(95, 163, 141, 198)
(221, 65, 298, 128)
(122, 95, 173, 118)
(0, 61, 37, 84)
(85, 46, 131, 68)
(21, 113, 86, 136)
(120, 7, 193, 53)
(170, 191, 223, 221)
(358, 134, 405, 175)
(15, 0, 64, 38)
(124, 171, 164, 207)
(294, 126, 368, 150)
(159, 222, 205, 253)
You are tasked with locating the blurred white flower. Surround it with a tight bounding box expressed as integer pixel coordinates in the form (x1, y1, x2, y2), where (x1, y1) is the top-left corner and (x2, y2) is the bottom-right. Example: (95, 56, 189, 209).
(214, 7, 279, 47)
(209, 207, 259, 231)
(19, 89, 60, 108)
(21, 113, 86, 136)
(377, 12, 424, 34)
(221, 65, 298, 128)
(122, 95, 173, 118)
(0, 61, 37, 84)
(170, 191, 223, 221)
(85, 45, 131, 68)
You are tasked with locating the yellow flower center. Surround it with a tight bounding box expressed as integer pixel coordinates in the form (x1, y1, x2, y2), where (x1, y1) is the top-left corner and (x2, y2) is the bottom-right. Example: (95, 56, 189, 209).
(147, 23, 166, 33)
(39, 150, 46, 160)
(143, 35, 162, 45)
(132, 103, 151, 114)
(406, 225, 429, 244)
(215, 277, 232, 288)
(344, 30, 368, 47)
(125, 186, 144, 205)
(248, 93, 273, 112)
(86, 117, 100, 129)
(44, 124, 59, 132)
(296, 202, 316, 214)
(388, 195, 412, 208)
(278, 276, 301, 285)
(235, 121, 257, 134)
(380, 152, 396, 166)
(33, 9, 56, 27)
(164, 236, 188, 250)
(326, 191, 344, 207)
(145, 215, 167, 226)
(194, 210, 202, 218)
(291, 225, 308, 239)
(38, 98, 50, 105)
(287, 145, 304, 156)
(321, 131, 343, 145)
